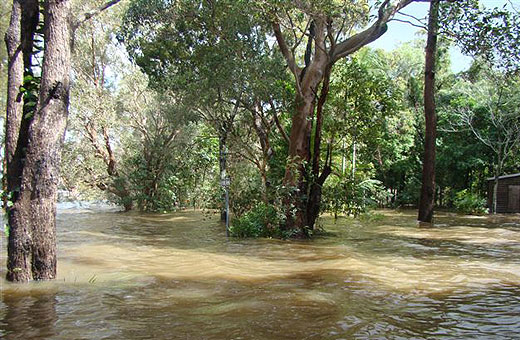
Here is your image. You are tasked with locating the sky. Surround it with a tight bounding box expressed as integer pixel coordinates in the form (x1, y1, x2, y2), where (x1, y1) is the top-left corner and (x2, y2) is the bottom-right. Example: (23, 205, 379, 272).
(369, 0, 520, 72)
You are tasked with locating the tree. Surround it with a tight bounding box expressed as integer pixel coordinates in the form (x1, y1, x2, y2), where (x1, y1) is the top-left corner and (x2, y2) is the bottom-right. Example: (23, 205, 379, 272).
(440, 0, 520, 213)
(263, 0, 416, 235)
(120, 0, 289, 220)
(418, 0, 440, 224)
(451, 69, 520, 213)
(66, 7, 134, 210)
(4, 0, 121, 282)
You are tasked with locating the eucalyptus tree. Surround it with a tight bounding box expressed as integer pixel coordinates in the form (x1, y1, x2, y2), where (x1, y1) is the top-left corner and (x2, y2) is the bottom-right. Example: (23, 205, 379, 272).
(449, 69, 520, 213)
(259, 0, 418, 235)
(66, 4, 134, 210)
(4, 0, 121, 282)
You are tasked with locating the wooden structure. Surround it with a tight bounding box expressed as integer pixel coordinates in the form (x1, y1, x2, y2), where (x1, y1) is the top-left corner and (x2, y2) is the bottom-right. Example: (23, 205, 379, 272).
(487, 173, 520, 213)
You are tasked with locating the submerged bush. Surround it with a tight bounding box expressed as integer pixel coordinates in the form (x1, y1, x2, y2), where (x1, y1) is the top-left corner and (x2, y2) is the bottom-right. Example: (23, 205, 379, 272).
(229, 203, 285, 238)
(323, 176, 388, 218)
(453, 189, 487, 214)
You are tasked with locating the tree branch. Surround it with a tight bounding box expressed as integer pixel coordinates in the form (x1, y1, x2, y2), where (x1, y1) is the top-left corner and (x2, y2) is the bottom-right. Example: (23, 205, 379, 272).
(73, 0, 122, 31)
(331, 0, 414, 62)
(272, 21, 302, 92)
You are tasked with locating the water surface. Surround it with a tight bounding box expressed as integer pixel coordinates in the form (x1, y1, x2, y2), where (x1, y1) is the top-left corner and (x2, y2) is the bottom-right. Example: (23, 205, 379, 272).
(1, 208, 519, 339)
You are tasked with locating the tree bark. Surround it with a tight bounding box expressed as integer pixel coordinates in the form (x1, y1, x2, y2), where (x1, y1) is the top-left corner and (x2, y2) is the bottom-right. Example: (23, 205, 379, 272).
(6, 0, 72, 282)
(418, 0, 440, 224)
(6, 0, 122, 282)
(5, 0, 40, 283)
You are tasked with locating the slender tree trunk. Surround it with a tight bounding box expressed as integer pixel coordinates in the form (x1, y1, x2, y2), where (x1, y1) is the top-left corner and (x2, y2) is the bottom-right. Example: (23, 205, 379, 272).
(418, 0, 439, 224)
(352, 141, 357, 178)
(307, 65, 332, 230)
(4, 0, 28, 282)
(492, 160, 503, 214)
(219, 131, 228, 221)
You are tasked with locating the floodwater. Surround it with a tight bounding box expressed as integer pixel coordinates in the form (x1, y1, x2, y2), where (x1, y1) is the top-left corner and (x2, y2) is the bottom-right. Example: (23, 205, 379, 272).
(1, 208, 520, 339)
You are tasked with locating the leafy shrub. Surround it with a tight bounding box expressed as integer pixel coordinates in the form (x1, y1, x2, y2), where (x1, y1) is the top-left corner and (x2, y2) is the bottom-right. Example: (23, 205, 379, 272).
(323, 176, 388, 218)
(453, 189, 487, 214)
(229, 202, 285, 238)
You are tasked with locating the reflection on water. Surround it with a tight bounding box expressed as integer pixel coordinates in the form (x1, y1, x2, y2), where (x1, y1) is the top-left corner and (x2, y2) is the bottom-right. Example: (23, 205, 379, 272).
(1, 209, 520, 339)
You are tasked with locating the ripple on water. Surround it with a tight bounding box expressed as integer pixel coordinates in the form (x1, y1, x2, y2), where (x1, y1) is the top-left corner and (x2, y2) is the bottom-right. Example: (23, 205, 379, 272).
(0, 209, 519, 339)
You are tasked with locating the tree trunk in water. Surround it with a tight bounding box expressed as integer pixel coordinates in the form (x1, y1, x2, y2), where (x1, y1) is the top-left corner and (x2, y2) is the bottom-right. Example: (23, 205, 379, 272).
(281, 18, 331, 236)
(6, 0, 72, 282)
(418, 0, 439, 224)
(5, 0, 40, 283)
(492, 161, 502, 214)
(493, 177, 498, 214)
(306, 65, 332, 231)
(282, 92, 314, 235)
(219, 132, 228, 221)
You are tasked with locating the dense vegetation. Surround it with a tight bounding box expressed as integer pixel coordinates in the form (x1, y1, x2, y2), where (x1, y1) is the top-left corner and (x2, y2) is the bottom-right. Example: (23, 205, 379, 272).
(59, 2, 520, 220)
(2, 0, 520, 281)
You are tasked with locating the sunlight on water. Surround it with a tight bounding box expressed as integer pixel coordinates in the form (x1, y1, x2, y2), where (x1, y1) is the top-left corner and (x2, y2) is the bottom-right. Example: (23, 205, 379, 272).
(1, 209, 520, 339)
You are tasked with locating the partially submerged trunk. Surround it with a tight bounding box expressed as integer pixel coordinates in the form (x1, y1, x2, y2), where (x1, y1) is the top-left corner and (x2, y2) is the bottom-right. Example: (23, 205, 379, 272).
(418, 0, 440, 224)
(219, 131, 228, 221)
(6, 0, 72, 282)
(272, 2, 410, 236)
(4, 0, 31, 282)
(5, 0, 122, 282)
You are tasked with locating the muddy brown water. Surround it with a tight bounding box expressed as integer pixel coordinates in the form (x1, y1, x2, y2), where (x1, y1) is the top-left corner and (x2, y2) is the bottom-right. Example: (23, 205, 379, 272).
(1, 208, 519, 339)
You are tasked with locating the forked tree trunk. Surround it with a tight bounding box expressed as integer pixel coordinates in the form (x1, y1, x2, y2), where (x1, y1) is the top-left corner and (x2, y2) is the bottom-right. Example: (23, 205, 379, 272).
(418, 0, 440, 224)
(272, 1, 410, 236)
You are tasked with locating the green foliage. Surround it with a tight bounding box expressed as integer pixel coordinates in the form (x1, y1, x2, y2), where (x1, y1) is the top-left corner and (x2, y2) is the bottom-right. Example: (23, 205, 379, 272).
(323, 175, 387, 218)
(358, 211, 385, 223)
(229, 202, 285, 238)
(441, 0, 520, 71)
(453, 189, 487, 215)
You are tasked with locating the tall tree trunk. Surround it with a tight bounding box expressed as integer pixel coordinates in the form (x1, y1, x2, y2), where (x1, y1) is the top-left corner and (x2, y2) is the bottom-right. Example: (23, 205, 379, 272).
(5, 0, 40, 283)
(281, 20, 328, 236)
(282, 92, 315, 234)
(6, 0, 72, 282)
(418, 0, 439, 224)
(306, 65, 332, 230)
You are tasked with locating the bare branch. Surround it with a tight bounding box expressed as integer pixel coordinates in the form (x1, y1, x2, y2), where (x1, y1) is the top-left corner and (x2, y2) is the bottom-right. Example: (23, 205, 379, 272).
(390, 18, 427, 30)
(272, 21, 302, 93)
(73, 0, 122, 31)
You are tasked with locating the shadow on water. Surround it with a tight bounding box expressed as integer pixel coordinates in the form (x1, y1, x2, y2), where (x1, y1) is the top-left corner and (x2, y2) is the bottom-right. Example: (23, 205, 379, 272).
(0, 290, 58, 339)
(0, 208, 519, 339)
